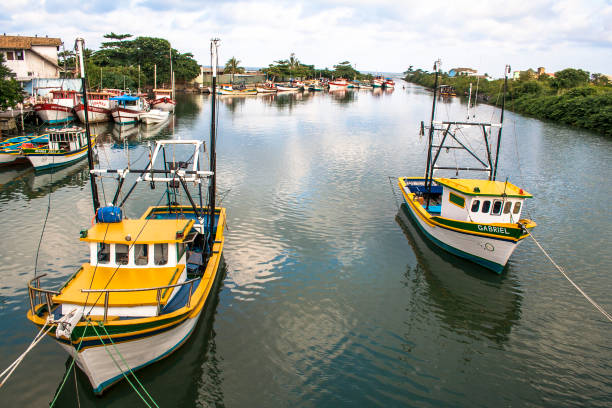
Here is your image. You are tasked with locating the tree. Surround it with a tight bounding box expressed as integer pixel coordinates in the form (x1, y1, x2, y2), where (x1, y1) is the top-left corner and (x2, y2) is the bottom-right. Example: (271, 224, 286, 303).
(224, 57, 244, 83)
(0, 54, 24, 109)
(333, 61, 359, 79)
(552, 68, 590, 89)
(591, 73, 610, 86)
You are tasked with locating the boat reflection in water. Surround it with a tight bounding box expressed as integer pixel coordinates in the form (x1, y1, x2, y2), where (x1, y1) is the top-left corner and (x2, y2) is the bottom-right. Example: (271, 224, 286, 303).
(396, 203, 522, 345)
(52, 260, 228, 406)
(112, 123, 140, 140)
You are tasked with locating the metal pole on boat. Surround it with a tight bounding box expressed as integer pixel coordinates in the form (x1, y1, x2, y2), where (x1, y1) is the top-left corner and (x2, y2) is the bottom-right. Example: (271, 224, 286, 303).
(492, 64, 510, 181)
(76, 37, 100, 212)
(424, 59, 440, 210)
(208, 38, 220, 257)
(154, 64, 157, 90)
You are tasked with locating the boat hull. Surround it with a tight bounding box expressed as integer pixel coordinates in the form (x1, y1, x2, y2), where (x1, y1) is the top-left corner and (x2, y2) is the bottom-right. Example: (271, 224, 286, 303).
(24, 146, 89, 171)
(399, 181, 526, 273)
(111, 107, 141, 125)
(256, 87, 277, 93)
(0, 151, 26, 165)
(74, 104, 111, 123)
(34, 103, 75, 123)
(328, 83, 348, 91)
(150, 98, 176, 111)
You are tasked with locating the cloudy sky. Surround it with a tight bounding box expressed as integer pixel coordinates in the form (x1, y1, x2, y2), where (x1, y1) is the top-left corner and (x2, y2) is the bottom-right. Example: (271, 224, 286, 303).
(1, 0, 611, 77)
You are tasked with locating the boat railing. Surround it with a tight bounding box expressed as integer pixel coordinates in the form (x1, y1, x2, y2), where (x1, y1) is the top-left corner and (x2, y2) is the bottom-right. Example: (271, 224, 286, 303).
(80, 278, 200, 322)
(27, 274, 60, 316)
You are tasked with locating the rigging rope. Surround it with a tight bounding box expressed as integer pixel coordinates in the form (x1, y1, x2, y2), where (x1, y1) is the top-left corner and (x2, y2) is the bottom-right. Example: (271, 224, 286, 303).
(524, 229, 612, 323)
(387, 176, 401, 210)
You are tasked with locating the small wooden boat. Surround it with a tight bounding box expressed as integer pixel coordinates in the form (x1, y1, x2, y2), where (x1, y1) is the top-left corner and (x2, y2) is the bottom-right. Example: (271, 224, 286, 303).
(74, 91, 115, 123)
(110, 95, 147, 125)
(256, 83, 277, 93)
(328, 78, 349, 91)
(21, 127, 92, 171)
(34, 90, 79, 123)
(0, 134, 48, 165)
(359, 82, 373, 90)
(140, 108, 170, 125)
(397, 63, 535, 273)
(150, 88, 176, 111)
(308, 81, 324, 91)
(276, 83, 300, 92)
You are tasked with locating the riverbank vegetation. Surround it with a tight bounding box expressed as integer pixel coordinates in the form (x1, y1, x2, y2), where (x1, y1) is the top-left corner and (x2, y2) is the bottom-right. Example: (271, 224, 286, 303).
(0, 54, 24, 109)
(262, 54, 372, 81)
(404, 66, 612, 136)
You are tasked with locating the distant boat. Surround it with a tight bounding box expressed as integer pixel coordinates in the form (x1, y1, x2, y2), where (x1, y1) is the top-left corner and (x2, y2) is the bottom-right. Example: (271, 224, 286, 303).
(140, 108, 170, 125)
(359, 82, 373, 90)
(328, 78, 349, 91)
(372, 76, 384, 88)
(256, 83, 277, 93)
(74, 91, 115, 123)
(384, 78, 395, 89)
(308, 81, 324, 91)
(21, 127, 92, 171)
(150, 88, 176, 111)
(0, 134, 49, 166)
(276, 84, 300, 92)
(110, 95, 147, 125)
(34, 90, 78, 123)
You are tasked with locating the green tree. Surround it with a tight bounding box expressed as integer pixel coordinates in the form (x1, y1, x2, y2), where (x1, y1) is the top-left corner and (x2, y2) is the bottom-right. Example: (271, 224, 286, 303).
(333, 61, 359, 79)
(0, 54, 24, 109)
(553, 68, 590, 89)
(591, 73, 610, 86)
(224, 57, 244, 83)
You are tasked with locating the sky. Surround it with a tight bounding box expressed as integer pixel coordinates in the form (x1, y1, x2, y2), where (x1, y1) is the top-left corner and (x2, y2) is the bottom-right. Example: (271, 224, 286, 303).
(1, 0, 611, 77)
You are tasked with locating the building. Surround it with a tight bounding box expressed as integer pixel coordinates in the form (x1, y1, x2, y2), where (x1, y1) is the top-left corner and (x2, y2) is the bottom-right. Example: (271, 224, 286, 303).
(448, 67, 478, 77)
(0, 34, 62, 81)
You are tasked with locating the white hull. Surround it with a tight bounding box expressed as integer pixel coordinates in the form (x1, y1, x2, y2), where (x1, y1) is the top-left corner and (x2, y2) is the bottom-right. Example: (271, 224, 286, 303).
(140, 110, 170, 125)
(329, 84, 348, 91)
(25, 148, 89, 170)
(35, 106, 75, 123)
(60, 312, 201, 394)
(111, 108, 141, 125)
(0, 152, 24, 164)
(150, 101, 175, 112)
(402, 193, 520, 272)
(75, 107, 111, 123)
(256, 87, 277, 93)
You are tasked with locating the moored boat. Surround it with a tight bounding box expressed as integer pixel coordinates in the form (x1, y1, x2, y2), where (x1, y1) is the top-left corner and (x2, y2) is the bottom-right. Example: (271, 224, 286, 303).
(74, 91, 115, 123)
(110, 95, 147, 125)
(384, 78, 395, 88)
(150, 88, 176, 111)
(372, 76, 384, 88)
(397, 62, 535, 273)
(140, 108, 170, 125)
(276, 83, 300, 92)
(21, 127, 92, 171)
(328, 78, 349, 91)
(34, 90, 79, 123)
(0, 134, 49, 166)
(256, 83, 277, 93)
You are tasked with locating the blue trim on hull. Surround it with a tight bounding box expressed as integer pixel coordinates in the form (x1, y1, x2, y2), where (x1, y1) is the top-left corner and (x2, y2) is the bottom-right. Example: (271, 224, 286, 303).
(44, 117, 75, 124)
(403, 200, 505, 273)
(115, 120, 138, 125)
(30, 153, 87, 171)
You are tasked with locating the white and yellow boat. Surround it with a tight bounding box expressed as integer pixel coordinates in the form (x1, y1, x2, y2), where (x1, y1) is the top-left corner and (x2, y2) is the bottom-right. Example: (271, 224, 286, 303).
(398, 62, 535, 273)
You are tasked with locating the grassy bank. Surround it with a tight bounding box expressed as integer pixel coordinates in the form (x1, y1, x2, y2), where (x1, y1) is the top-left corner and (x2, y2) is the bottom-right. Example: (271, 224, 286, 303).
(404, 68, 612, 137)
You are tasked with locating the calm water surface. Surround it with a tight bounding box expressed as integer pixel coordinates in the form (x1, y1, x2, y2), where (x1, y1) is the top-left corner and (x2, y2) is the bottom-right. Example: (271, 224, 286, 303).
(0, 83, 610, 407)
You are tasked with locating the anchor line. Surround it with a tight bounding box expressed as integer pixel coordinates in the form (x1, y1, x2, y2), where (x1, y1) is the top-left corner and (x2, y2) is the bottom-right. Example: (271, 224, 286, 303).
(387, 176, 401, 210)
(522, 226, 612, 322)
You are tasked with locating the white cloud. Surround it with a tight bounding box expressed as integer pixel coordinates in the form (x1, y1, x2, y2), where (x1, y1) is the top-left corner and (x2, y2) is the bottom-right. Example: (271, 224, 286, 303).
(1, 0, 610, 75)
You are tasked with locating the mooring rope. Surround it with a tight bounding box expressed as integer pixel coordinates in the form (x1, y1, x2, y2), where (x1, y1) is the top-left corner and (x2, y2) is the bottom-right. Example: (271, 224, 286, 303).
(387, 176, 401, 210)
(525, 229, 612, 322)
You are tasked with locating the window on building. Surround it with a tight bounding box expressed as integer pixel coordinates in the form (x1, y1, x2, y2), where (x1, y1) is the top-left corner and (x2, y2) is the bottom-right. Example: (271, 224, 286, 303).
(513, 202, 522, 214)
(503, 201, 512, 214)
(154, 243, 168, 265)
(15, 50, 24, 60)
(481, 200, 491, 213)
(116, 244, 130, 265)
(491, 200, 502, 215)
(6, 51, 14, 60)
(471, 200, 480, 212)
(134, 244, 148, 265)
(97, 243, 111, 264)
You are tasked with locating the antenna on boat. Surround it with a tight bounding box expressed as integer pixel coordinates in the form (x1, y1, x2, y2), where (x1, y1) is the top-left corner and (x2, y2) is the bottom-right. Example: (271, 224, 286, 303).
(75, 37, 100, 212)
(208, 38, 220, 257)
(492, 64, 510, 181)
(424, 59, 441, 209)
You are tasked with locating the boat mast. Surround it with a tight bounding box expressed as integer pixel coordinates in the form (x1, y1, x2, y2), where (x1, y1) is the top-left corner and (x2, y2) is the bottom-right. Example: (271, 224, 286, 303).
(154, 64, 157, 89)
(208, 38, 220, 256)
(492, 64, 510, 181)
(75, 38, 100, 212)
(424, 59, 441, 196)
(169, 42, 174, 99)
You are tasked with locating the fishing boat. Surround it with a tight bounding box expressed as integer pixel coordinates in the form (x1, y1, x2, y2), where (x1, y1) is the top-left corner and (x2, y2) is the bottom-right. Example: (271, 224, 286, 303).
(384, 78, 395, 89)
(397, 62, 535, 273)
(0, 134, 49, 166)
(275, 83, 300, 92)
(328, 78, 349, 91)
(34, 90, 79, 123)
(372, 76, 384, 88)
(74, 91, 115, 123)
(20, 127, 92, 171)
(256, 83, 277, 93)
(110, 95, 147, 125)
(150, 89, 176, 111)
(25, 38, 227, 396)
(359, 82, 373, 90)
(307, 81, 324, 91)
(140, 108, 170, 125)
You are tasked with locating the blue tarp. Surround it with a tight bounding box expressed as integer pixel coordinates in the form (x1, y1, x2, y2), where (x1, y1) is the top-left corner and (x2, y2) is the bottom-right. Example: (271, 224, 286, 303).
(110, 95, 139, 101)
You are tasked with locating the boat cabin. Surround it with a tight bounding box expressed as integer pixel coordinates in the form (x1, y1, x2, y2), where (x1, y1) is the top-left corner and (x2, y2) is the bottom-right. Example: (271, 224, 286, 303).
(47, 127, 87, 152)
(110, 94, 145, 110)
(81, 91, 115, 109)
(433, 178, 531, 223)
(50, 90, 79, 107)
(153, 89, 173, 99)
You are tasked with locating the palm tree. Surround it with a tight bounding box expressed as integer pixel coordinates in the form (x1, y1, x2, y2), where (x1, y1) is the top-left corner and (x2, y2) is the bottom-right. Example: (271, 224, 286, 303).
(288, 53, 300, 78)
(224, 57, 244, 83)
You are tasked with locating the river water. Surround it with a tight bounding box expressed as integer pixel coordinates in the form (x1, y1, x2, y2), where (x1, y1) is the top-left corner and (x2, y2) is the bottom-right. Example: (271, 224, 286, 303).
(0, 83, 610, 407)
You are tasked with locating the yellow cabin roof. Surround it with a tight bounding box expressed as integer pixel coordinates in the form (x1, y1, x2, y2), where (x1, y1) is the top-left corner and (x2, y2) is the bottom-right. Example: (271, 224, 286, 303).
(435, 178, 533, 198)
(53, 264, 184, 307)
(81, 219, 194, 244)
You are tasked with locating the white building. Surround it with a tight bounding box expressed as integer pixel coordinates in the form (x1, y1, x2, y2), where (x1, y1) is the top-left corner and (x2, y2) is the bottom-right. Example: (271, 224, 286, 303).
(0, 34, 62, 81)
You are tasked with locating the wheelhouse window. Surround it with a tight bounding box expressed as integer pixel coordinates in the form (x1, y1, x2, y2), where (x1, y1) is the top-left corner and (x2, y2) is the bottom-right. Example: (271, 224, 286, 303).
(154, 243, 168, 265)
(481, 200, 491, 213)
(491, 200, 502, 215)
(513, 202, 522, 214)
(116, 244, 129, 265)
(134, 244, 148, 265)
(471, 200, 480, 212)
(97, 243, 111, 264)
(503, 201, 512, 214)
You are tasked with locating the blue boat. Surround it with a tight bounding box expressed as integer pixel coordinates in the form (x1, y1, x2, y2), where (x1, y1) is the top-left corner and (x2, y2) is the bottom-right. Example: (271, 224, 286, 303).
(0, 134, 49, 166)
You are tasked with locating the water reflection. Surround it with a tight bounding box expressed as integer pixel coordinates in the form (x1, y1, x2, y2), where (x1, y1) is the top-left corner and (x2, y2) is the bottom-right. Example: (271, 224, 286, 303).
(51, 260, 227, 407)
(396, 204, 522, 345)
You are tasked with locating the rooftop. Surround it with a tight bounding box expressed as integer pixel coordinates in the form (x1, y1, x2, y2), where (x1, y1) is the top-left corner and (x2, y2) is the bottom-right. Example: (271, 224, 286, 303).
(0, 34, 62, 49)
(435, 178, 532, 198)
(82, 219, 194, 244)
